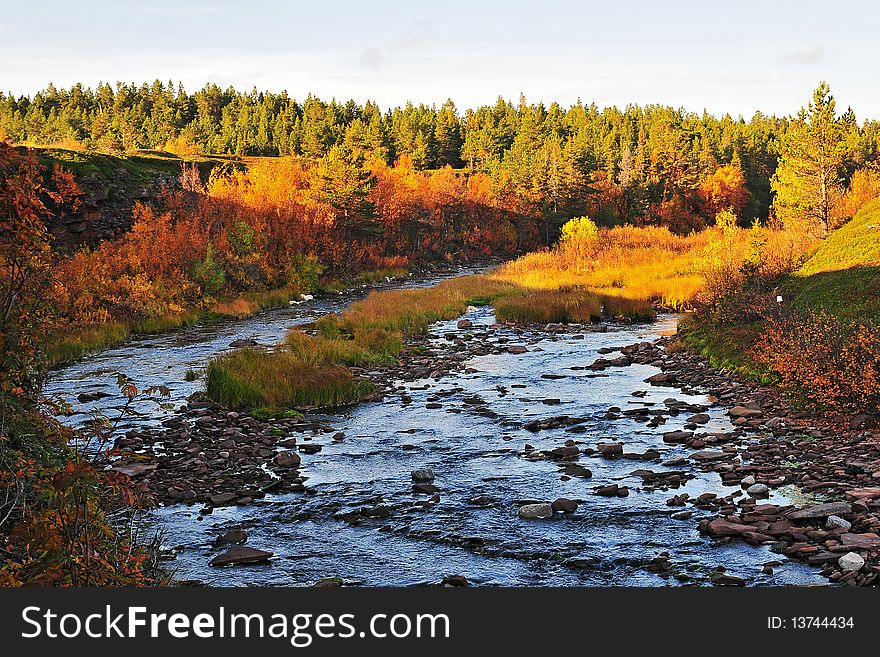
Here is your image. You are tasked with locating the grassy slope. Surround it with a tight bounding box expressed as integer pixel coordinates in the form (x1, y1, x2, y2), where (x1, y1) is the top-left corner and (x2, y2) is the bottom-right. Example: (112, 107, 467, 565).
(33, 147, 239, 183)
(783, 198, 880, 323)
(682, 199, 880, 373)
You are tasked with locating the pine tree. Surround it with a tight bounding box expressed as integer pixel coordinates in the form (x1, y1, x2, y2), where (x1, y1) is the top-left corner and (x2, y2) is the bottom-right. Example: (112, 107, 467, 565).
(434, 99, 462, 168)
(771, 82, 846, 234)
(314, 145, 380, 257)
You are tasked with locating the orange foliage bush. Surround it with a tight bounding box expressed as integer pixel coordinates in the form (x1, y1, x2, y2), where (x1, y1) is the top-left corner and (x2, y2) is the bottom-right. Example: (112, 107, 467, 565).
(754, 310, 880, 413)
(832, 165, 880, 227)
(699, 163, 750, 219)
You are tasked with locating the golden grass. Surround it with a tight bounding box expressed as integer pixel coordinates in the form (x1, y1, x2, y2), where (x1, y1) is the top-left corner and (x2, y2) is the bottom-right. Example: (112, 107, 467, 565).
(489, 226, 709, 310)
(494, 289, 602, 324)
(284, 328, 402, 367)
(208, 298, 258, 318)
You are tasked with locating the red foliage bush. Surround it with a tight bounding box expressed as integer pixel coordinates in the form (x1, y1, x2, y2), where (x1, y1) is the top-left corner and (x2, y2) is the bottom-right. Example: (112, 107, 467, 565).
(754, 310, 880, 414)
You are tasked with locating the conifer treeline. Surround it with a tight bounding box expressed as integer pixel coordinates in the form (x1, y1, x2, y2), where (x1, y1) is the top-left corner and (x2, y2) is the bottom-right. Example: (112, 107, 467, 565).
(3, 82, 879, 229)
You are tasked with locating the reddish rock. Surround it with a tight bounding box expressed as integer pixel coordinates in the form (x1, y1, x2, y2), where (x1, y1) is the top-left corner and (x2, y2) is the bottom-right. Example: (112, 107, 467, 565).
(706, 519, 756, 536)
(209, 545, 273, 566)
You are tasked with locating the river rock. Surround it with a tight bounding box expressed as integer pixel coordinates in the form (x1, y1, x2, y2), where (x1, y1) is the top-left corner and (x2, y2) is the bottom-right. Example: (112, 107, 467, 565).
(274, 450, 301, 468)
(845, 487, 880, 501)
(747, 483, 770, 498)
(662, 430, 692, 443)
(691, 450, 728, 461)
(840, 532, 880, 549)
(728, 405, 762, 418)
(208, 492, 238, 507)
(518, 503, 553, 519)
(209, 545, 273, 566)
(826, 515, 852, 531)
(507, 345, 529, 354)
(787, 502, 852, 520)
(411, 468, 435, 482)
(551, 497, 578, 513)
(712, 574, 746, 586)
(213, 527, 248, 547)
(687, 413, 710, 424)
(78, 391, 111, 403)
(457, 319, 473, 329)
(706, 519, 755, 536)
(838, 552, 865, 572)
(597, 442, 623, 457)
(111, 462, 158, 477)
(740, 475, 756, 487)
(441, 575, 469, 587)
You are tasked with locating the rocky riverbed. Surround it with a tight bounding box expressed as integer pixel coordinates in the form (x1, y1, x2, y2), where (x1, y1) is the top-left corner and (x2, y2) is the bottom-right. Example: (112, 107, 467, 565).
(82, 302, 875, 587)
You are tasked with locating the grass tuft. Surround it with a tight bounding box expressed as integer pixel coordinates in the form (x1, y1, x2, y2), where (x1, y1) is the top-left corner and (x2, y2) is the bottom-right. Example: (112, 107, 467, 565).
(205, 348, 374, 410)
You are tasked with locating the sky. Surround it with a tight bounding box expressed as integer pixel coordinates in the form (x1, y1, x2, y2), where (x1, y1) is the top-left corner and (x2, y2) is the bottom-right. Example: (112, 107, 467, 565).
(3, 0, 879, 119)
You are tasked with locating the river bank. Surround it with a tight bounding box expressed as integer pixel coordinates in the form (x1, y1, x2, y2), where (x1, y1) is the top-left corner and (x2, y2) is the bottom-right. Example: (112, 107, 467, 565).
(646, 336, 880, 586)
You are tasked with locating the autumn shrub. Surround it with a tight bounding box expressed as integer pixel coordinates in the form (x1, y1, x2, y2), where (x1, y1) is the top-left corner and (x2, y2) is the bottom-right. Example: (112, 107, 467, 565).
(0, 384, 165, 586)
(831, 165, 880, 228)
(754, 310, 880, 414)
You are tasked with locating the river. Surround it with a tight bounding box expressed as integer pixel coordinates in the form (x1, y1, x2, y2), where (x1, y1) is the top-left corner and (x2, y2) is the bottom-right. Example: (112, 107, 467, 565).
(44, 272, 826, 587)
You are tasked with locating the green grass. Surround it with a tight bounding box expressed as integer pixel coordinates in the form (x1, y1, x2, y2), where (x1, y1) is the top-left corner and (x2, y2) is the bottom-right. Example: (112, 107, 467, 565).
(47, 290, 291, 366)
(31, 146, 234, 184)
(205, 348, 374, 410)
(678, 316, 771, 379)
(45, 321, 131, 366)
(781, 198, 880, 322)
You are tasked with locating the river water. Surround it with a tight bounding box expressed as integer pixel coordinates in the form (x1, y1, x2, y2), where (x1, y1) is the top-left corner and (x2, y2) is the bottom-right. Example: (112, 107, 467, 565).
(45, 274, 826, 587)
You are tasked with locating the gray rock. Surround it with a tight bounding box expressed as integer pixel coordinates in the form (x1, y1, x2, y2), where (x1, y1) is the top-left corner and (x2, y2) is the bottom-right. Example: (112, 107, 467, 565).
(746, 483, 769, 497)
(411, 468, 435, 482)
(787, 502, 852, 520)
(518, 503, 553, 519)
(740, 475, 756, 487)
(826, 515, 852, 531)
(838, 552, 865, 572)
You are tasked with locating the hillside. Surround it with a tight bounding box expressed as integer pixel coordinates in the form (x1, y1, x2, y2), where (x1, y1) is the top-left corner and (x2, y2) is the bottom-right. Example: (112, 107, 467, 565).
(31, 147, 237, 249)
(783, 198, 880, 322)
(680, 200, 880, 376)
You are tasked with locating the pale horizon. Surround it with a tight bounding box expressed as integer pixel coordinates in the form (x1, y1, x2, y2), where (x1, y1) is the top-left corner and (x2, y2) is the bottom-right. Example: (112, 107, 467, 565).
(4, 0, 880, 120)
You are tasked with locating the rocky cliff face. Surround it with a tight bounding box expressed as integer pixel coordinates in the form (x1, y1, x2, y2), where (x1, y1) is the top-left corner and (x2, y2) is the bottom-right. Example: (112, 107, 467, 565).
(49, 165, 181, 251)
